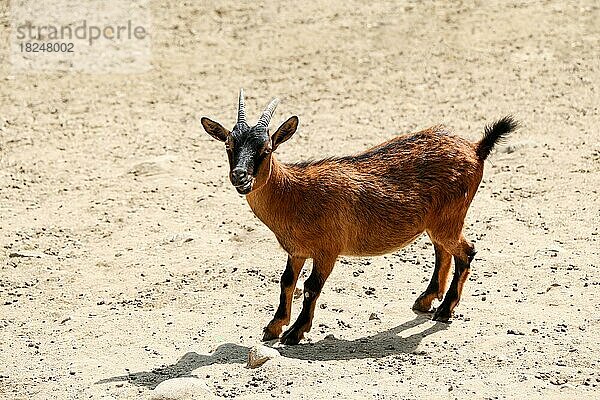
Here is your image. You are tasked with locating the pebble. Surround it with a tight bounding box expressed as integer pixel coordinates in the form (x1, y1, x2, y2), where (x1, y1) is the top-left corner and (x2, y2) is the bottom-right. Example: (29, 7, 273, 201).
(550, 377, 568, 386)
(8, 250, 50, 258)
(247, 345, 280, 369)
(293, 287, 303, 299)
(162, 233, 197, 246)
(498, 140, 534, 154)
(369, 312, 380, 321)
(151, 377, 215, 400)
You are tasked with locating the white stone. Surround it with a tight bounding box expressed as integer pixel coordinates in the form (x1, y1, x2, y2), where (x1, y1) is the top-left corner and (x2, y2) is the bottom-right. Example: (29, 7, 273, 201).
(247, 344, 280, 369)
(150, 377, 215, 400)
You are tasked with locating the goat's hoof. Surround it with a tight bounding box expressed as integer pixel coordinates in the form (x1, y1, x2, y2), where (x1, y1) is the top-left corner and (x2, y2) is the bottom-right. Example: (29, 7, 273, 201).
(412, 297, 431, 314)
(412, 294, 434, 313)
(432, 308, 452, 323)
(280, 329, 302, 345)
(262, 324, 282, 341)
(412, 305, 432, 314)
(262, 330, 279, 342)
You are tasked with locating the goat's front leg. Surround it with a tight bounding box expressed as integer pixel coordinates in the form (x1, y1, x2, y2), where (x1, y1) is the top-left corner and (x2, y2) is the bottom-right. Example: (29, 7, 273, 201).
(262, 255, 306, 341)
(280, 254, 336, 345)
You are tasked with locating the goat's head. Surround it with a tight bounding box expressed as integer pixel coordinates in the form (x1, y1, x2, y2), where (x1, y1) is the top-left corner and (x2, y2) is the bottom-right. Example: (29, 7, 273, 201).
(201, 89, 298, 194)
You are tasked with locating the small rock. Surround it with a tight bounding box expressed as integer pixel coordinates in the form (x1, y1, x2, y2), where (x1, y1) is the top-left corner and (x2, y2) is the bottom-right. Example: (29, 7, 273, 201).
(550, 377, 568, 386)
(364, 287, 376, 295)
(293, 287, 303, 299)
(9, 250, 50, 258)
(369, 312, 380, 321)
(498, 140, 534, 154)
(151, 377, 215, 400)
(247, 345, 280, 369)
(507, 329, 525, 335)
(162, 233, 197, 246)
(324, 334, 336, 340)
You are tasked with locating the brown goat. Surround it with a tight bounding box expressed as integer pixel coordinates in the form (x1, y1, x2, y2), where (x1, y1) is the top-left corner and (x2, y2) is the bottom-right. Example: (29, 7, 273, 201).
(201, 89, 518, 345)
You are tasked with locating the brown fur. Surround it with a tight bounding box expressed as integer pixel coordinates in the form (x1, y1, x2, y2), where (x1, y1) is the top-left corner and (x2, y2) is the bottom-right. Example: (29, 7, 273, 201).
(248, 127, 481, 260)
(202, 109, 517, 344)
(247, 126, 487, 343)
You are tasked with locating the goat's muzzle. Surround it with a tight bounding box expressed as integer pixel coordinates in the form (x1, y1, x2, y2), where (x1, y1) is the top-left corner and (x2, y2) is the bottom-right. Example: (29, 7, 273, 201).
(231, 168, 253, 194)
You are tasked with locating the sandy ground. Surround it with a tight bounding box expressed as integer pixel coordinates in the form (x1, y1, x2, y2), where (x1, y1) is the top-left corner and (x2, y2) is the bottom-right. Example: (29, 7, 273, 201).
(1, 1, 599, 399)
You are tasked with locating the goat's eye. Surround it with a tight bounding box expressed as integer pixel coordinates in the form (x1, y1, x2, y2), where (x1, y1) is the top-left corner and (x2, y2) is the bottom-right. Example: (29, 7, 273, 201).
(225, 138, 233, 151)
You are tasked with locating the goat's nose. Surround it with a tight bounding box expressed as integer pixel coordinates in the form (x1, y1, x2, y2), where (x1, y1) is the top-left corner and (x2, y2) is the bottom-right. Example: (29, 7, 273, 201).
(231, 168, 248, 185)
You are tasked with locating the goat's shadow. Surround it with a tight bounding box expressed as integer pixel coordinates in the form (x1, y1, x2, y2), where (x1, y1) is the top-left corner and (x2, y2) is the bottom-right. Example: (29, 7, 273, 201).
(96, 314, 447, 389)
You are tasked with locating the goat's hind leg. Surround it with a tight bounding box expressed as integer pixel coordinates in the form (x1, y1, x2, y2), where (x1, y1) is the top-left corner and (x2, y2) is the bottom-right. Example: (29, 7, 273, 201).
(432, 236, 476, 322)
(413, 241, 452, 313)
(263, 255, 306, 341)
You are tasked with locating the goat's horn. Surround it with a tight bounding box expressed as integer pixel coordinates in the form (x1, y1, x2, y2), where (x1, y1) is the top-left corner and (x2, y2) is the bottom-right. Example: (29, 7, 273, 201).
(237, 88, 246, 124)
(256, 98, 280, 128)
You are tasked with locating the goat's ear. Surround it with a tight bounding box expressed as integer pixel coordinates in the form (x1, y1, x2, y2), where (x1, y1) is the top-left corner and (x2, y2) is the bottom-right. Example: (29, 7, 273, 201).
(201, 117, 229, 142)
(271, 116, 298, 150)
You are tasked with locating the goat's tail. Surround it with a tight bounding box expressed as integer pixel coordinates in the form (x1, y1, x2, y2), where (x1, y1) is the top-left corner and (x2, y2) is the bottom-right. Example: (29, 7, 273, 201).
(476, 115, 519, 160)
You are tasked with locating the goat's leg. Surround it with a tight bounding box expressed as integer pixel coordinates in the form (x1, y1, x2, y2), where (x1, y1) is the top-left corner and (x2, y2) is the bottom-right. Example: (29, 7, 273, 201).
(413, 242, 452, 313)
(280, 254, 336, 345)
(263, 255, 306, 341)
(432, 237, 476, 322)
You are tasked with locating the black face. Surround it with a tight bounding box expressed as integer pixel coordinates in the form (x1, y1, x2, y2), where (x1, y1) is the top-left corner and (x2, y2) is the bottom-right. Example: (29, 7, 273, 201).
(226, 122, 272, 194)
(201, 91, 298, 196)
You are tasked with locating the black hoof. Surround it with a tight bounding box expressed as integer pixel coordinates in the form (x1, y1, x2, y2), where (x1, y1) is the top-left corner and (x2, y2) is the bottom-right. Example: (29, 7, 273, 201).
(432, 308, 452, 322)
(280, 329, 302, 345)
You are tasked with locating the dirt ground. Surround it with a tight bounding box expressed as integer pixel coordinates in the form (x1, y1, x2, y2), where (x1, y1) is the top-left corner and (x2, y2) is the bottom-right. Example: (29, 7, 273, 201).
(1, 1, 599, 399)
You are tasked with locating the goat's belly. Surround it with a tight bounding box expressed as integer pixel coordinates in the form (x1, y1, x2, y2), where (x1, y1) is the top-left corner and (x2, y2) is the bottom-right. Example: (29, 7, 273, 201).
(342, 229, 423, 257)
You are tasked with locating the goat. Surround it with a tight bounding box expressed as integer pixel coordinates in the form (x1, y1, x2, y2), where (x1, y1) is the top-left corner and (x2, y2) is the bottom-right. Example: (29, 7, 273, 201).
(201, 89, 518, 345)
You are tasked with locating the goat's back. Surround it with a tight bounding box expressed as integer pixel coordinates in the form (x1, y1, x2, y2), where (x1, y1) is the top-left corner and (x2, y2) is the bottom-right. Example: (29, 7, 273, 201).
(258, 127, 484, 257)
